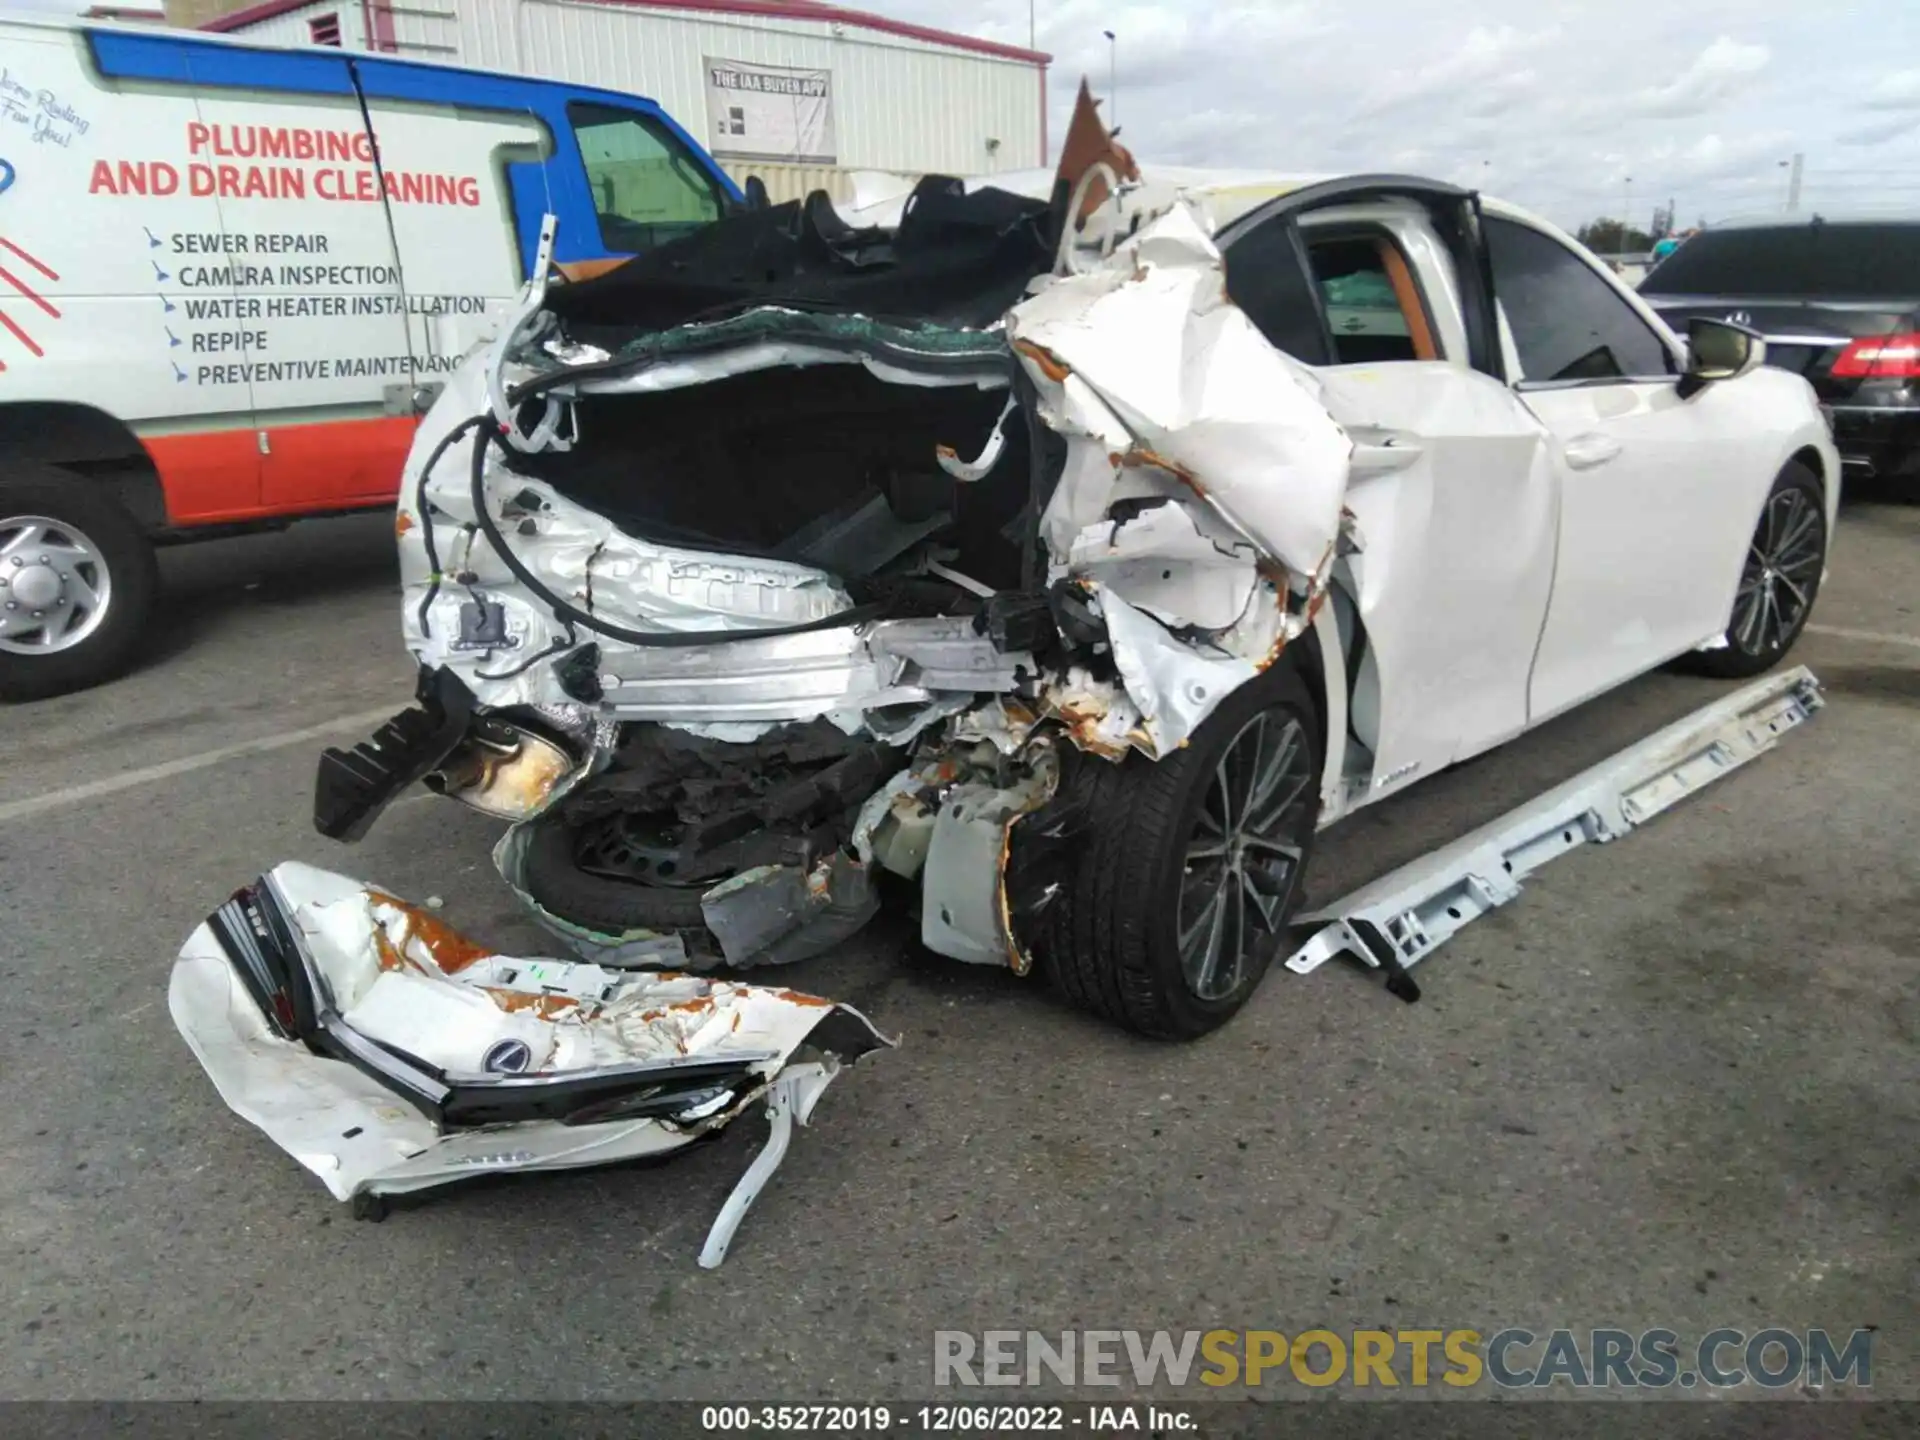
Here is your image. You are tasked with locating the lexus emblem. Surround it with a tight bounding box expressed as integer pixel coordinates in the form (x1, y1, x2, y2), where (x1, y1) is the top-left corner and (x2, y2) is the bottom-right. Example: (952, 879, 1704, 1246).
(1725, 310, 1752, 327)
(483, 1039, 533, 1074)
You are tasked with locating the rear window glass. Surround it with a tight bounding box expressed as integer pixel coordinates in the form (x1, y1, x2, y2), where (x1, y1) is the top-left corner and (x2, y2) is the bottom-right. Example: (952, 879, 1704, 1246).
(1641, 224, 1920, 299)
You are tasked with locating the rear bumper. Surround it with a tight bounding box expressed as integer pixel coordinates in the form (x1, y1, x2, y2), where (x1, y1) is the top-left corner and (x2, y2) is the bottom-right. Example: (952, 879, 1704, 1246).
(1827, 404, 1920, 480)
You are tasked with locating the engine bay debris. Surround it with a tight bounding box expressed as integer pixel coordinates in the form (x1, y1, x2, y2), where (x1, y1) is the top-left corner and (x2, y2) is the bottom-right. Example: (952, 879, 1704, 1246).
(170, 862, 891, 1265)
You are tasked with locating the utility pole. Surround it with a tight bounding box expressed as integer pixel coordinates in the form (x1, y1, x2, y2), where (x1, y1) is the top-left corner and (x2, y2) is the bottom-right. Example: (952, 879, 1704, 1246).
(1622, 174, 1632, 249)
(1103, 30, 1116, 127)
(1785, 152, 1804, 212)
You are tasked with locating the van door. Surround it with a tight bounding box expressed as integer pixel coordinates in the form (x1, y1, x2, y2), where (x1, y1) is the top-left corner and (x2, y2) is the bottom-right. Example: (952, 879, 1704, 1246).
(62, 28, 268, 521)
(349, 66, 730, 412)
(346, 65, 552, 407)
(164, 46, 418, 512)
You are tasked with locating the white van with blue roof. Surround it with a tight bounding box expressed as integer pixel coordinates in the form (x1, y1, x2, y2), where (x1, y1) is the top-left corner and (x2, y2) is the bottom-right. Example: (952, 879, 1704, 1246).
(0, 14, 737, 699)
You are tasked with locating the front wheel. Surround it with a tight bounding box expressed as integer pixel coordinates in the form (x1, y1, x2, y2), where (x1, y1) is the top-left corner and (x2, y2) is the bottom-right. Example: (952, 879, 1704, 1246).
(1019, 663, 1324, 1040)
(0, 471, 159, 702)
(1682, 461, 1827, 681)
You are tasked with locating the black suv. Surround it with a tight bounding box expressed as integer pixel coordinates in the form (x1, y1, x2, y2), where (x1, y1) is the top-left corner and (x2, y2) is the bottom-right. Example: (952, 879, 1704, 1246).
(1641, 216, 1919, 488)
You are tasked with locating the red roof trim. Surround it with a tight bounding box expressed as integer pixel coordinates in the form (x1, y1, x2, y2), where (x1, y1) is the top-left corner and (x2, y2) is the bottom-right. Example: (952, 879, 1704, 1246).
(205, 0, 1050, 64)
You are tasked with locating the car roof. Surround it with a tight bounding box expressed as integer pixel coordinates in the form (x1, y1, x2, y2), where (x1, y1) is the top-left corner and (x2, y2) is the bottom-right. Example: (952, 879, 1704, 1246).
(843, 163, 1570, 241)
(1693, 211, 1920, 232)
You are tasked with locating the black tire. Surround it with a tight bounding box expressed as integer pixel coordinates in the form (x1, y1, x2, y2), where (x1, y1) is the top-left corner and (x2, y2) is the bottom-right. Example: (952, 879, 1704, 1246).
(518, 810, 712, 938)
(0, 469, 159, 703)
(1679, 461, 1827, 680)
(1019, 662, 1323, 1040)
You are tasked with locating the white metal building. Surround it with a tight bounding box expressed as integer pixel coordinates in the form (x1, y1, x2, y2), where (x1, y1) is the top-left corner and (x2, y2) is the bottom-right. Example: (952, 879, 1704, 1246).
(198, 0, 1050, 200)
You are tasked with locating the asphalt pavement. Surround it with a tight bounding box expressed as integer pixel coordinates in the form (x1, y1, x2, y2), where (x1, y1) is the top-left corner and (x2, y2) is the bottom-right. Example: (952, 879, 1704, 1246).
(1, 498, 1915, 1404)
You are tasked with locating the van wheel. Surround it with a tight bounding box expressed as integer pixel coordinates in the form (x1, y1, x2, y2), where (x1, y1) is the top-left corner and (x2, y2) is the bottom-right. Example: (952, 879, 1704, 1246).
(1019, 662, 1323, 1040)
(1681, 461, 1826, 680)
(0, 471, 159, 702)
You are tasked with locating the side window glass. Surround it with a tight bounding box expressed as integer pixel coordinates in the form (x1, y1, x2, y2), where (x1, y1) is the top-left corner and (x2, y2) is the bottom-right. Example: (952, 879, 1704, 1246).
(1223, 218, 1332, 366)
(1304, 234, 1439, 364)
(1486, 216, 1673, 382)
(568, 102, 725, 253)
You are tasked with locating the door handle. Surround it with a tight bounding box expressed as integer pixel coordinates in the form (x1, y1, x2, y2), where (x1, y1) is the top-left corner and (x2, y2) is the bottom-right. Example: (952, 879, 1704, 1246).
(1347, 429, 1425, 476)
(1562, 432, 1622, 470)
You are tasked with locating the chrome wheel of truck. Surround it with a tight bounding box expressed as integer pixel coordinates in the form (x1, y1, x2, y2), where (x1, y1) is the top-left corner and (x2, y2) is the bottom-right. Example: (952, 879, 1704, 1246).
(0, 471, 158, 702)
(0, 513, 113, 656)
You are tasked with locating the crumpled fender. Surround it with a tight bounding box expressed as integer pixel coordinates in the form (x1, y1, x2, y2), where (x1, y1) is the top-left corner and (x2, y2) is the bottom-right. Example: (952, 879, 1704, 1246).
(1009, 199, 1353, 584)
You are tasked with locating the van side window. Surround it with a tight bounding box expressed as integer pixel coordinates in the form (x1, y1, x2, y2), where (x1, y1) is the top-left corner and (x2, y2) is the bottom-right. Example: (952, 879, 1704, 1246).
(567, 102, 726, 253)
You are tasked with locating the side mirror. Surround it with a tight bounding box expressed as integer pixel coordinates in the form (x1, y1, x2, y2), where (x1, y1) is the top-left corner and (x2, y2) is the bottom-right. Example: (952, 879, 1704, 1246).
(1677, 316, 1765, 399)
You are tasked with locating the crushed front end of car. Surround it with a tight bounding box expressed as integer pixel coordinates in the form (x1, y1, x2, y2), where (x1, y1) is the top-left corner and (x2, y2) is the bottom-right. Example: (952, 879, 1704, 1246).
(318, 97, 1357, 1036)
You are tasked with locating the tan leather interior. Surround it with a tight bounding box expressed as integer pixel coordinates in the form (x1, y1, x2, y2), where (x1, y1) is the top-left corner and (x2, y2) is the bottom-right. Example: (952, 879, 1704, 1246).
(555, 257, 631, 283)
(1376, 238, 1439, 361)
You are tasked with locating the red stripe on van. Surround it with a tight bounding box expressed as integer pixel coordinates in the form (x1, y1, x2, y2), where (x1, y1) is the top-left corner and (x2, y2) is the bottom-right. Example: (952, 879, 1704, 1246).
(0, 265, 60, 318)
(0, 307, 43, 357)
(0, 239, 59, 282)
(143, 427, 263, 524)
(145, 415, 418, 525)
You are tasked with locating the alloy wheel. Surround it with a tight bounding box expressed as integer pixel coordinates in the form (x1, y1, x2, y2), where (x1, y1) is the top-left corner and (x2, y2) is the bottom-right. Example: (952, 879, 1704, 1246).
(1176, 710, 1316, 1002)
(1731, 486, 1822, 656)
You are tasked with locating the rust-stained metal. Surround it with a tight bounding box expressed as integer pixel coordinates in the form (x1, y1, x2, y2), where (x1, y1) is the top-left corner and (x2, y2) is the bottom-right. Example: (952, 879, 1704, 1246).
(1117, 444, 1207, 496)
(367, 890, 496, 974)
(996, 821, 1033, 977)
(429, 726, 574, 822)
(767, 989, 834, 1009)
(485, 990, 581, 1020)
(1046, 697, 1133, 761)
(372, 929, 424, 975)
(1014, 338, 1072, 382)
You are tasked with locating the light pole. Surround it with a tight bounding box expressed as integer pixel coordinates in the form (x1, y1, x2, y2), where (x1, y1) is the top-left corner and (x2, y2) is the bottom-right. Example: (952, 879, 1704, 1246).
(1622, 174, 1633, 249)
(1103, 29, 1116, 127)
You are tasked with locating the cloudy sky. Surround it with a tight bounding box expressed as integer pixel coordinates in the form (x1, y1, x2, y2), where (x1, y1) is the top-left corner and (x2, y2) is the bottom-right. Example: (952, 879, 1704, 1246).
(871, 0, 1920, 231)
(10, 0, 1919, 230)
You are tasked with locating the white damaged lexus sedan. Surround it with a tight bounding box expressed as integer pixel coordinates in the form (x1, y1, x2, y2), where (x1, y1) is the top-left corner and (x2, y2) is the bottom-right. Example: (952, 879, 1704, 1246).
(315, 121, 1838, 1039)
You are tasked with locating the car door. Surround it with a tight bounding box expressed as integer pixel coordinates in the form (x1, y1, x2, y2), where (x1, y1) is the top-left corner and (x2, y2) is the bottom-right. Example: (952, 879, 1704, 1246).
(1488, 215, 1777, 721)
(1223, 201, 1557, 801)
